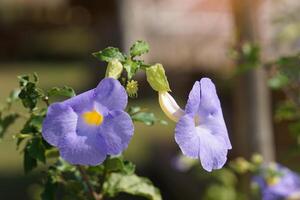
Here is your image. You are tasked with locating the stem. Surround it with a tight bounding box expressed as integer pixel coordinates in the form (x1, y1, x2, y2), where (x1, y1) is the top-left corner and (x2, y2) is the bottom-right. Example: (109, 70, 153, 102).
(77, 166, 103, 200)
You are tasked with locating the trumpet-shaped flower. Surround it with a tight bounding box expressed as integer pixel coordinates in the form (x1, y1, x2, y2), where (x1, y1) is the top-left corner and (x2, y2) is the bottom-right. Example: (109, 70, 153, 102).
(253, 164, 300, 200)
(42, 78, 134, 165)
(159, 78, 231, 172)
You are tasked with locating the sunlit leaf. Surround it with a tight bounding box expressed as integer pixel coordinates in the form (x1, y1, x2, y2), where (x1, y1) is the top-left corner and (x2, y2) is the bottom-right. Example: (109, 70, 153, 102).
(103, 173, 162, 200)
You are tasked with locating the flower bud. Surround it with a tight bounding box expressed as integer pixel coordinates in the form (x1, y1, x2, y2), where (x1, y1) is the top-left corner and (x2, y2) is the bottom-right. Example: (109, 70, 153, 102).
(159, 91, 184, 122)
(126, 80, 138, 98)
(146, 63, 170, 92)
(105, 59, 123, 79)
(251, 153, 263, 165)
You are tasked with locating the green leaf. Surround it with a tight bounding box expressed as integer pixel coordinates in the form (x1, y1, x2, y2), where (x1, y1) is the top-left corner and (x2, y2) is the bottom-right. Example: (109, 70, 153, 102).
(129, 106, 167, 126)
(18, 82, 41, 110)
(24, 147, 38, 173)
(131, 112, 156, 126)
(130, 40, 150, 57)
(103, 173, 162, 200)
(18, 75, 30, 87)
(41, 175, 58, 200)
(6, 89, 20, 105)
(93, 47, 125, 62)
(0, 113, 19, 138)
(104, 157, 136, 174)
(104, 157, 125, 173)
(124, 59, 141, 79)
(21, 114, 44, 134)
(48, 86, 76, 98)
(26, 138, 46, 163)
(268, 73, 289, 90)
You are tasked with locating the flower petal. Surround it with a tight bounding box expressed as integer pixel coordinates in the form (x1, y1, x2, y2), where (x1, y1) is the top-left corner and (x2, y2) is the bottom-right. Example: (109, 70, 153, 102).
(198, 78, 232, 149)
(175, 114, 199, 158)
(64, 89, 95, 113)
(185, 81, 200, 115)
(59, 130, 107, 165)
(201, 114, 232, 149)
(198, 130, 228, 172)
(199, 78, 221, 115)
(94, 78, 128, 110)
(100, 110, 134, 155)
(42, 103, 78, 146)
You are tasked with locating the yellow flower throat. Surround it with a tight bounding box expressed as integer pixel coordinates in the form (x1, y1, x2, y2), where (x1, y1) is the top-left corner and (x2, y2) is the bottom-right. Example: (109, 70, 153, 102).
(82, 110, 103, 126)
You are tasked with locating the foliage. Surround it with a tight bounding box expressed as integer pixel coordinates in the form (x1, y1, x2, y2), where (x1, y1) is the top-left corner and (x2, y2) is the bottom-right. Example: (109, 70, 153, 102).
(0, 41, 168, 200)
(267, 54, 300, 155)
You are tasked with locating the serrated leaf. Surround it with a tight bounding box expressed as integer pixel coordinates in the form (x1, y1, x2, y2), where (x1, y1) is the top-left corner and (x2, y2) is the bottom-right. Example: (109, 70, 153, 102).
(93, 47, 125, 62)
(18, 82, 41, 110)
(0, 113, 19, 138)
(103, 173, 162, 200)
(24, 147, 38, 173)
(48, 86, 76, 98)
(130, 40, 150, 57)
(124, 59, 141, 79)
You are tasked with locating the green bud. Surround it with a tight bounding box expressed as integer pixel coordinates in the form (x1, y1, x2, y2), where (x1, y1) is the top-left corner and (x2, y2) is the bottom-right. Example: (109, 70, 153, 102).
(105, 59, 123, 79)
(126, 80, 138, 98)
(146, 64, 170, 92)
(251, 153, 263, 165)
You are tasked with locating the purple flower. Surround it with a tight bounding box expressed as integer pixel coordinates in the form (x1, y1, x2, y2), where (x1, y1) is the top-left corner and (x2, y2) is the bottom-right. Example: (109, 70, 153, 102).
(42, 78, 134, 165)
(253, 164, 300, 200)
(174, 78, 231, 172)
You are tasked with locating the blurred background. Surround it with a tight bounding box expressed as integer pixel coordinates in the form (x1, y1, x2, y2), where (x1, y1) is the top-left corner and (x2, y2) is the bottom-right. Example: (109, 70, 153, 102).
(1, 0, 300, 199)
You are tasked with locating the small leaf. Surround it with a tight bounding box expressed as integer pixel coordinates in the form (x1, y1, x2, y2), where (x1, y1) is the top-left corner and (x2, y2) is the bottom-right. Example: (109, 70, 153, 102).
(93, 47, 125, 62)
(130, 40, 150, 57)
(131, 112, 156, 126)
(103, 173, 162, 200)
(6, 89, 20, 105)
(18, 82, 41, 110)
(24, 147, 38, 173)
(104, 157, 125, 173)
(18, 75, 30, 87)
(48, 86, 76, 98)
(27, 138, 46, 163)
(104, 157, 136, 174)
(124, 59, 141, 79)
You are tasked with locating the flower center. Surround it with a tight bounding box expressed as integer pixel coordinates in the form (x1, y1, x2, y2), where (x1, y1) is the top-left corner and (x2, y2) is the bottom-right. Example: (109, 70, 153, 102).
(82, 110, 103, 126)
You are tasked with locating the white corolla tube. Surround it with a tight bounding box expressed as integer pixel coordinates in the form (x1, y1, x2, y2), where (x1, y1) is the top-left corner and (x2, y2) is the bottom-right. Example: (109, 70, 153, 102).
(158, 91, 185, 122)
